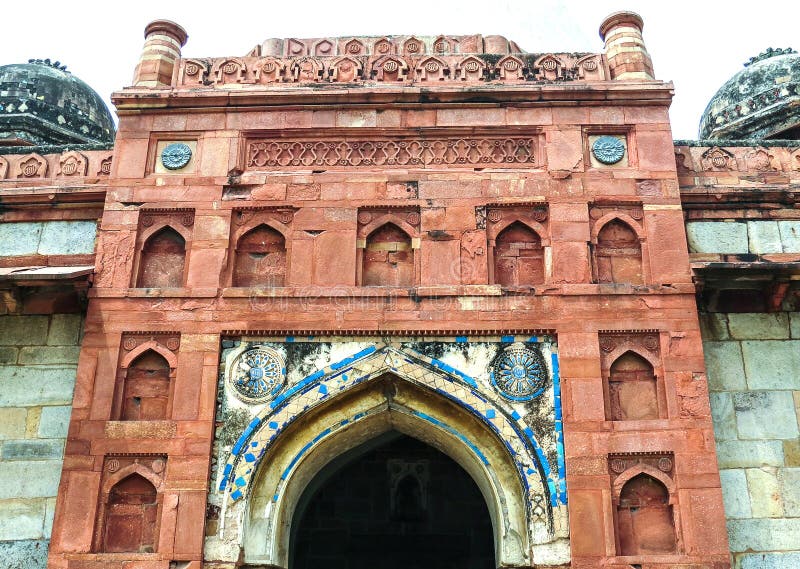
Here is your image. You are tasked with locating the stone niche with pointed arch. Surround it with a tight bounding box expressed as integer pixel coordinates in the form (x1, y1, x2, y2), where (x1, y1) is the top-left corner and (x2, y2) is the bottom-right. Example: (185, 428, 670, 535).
(203, 334, 569, 567)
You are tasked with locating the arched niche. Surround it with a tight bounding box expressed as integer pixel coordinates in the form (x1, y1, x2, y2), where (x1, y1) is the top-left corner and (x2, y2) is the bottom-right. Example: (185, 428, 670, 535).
(593, 217, 643, 285)
(607, 350, 659, 421)
(241, 376, 535, 568)
(614, 471, 678, 556)
(360, 222, 415, 286)
(136, 225, 186, 288)
(117, 349, 173, 421)
(491, 221, 545, 286)
(96, 473, 158, 553)
(233, 223, 287, 287)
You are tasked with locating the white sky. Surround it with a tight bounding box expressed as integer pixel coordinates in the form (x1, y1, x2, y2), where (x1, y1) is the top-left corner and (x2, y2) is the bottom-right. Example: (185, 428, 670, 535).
(3, 0, 798, 140)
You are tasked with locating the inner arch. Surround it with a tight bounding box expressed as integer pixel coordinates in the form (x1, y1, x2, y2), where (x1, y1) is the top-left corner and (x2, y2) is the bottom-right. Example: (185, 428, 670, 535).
(290, 431, 494, 569)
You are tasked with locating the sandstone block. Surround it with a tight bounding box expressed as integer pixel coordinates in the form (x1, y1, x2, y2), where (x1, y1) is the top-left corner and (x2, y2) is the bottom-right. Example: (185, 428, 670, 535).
(46, 315, 82, 346)
(741, 340, 800, 389)
(777, 221, 800, 252)
(0, 539, 49, 569)
(699, 313, 730, 341)
(728, 313, 790, 340)
(790, 312, 800, 339)
(733, 391, 800, 440)
(709, 392, 737, 441)
(0, 316, 49, 346)
(0, 498, 46, 540)
(0, 222, 43, 256)
(0, 347, 18, 364)
(1, 439, 64, 461)
(746, 467, 784, 517)
(0, 367, 76, 406)
(38, 406, 72, 438)
(778, 467, 800, 516)
(747, 220, 782, 254)
(727, 518, 800, 552)
(716, 440, 784, 468)
(0, 461, 62, 498)
(719, 469, 751, 518)
(686, 221, 748, 253)
(0, 409, 27, 440)
(18, 346, 81, 365)
(37, 221, 97, 255)
(740, 552, 800, 569)
(703, 341, 746, 391)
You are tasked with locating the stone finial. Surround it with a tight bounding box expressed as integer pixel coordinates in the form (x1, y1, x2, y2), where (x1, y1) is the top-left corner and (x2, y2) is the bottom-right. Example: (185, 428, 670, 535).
(132, 19, 188, 87)
(599, 11, 654, 80)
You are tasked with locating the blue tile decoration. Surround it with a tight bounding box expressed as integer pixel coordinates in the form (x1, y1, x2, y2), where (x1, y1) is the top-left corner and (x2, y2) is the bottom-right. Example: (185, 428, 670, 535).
(591, 135, 625, 165)
(229, 347, 286, 403)
(216, 334, 567, 541)
(160, 142, 192, 170)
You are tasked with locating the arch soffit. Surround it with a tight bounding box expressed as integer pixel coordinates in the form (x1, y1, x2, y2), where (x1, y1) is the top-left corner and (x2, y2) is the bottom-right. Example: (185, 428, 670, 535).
(591, 213, 645, 243)
(605, 346, 659, 372)
(488, 217, 548, 244)
(612, 463, 676, 504)
(359, 215, 418, 241)
(101, 463, 164, 495)
(233, 220, 290, 251)
(138, 222, 191, 246)
(120, 341, 178, 370)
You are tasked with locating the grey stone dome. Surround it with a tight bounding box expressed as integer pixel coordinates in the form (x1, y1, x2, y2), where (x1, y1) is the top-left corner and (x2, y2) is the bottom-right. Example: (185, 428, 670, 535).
(0, 60, 115, 146)
(699, 48, 800, 140)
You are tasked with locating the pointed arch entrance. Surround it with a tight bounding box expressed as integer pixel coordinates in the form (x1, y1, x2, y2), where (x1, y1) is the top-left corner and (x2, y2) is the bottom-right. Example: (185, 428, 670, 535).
(213, 339, 568, 568)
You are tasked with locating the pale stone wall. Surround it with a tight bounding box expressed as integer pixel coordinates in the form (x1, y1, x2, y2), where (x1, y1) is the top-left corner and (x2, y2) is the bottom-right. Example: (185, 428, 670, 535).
(0, 220, 97, 256)
(687, 220, 800, 254)
(701, 312, 800, 569)
(0, 314, 82, 568)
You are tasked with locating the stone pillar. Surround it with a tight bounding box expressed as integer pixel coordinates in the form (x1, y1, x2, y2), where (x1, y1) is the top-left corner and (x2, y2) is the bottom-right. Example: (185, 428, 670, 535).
(132, 19, 188, 88)
(599, 11, 654, 80)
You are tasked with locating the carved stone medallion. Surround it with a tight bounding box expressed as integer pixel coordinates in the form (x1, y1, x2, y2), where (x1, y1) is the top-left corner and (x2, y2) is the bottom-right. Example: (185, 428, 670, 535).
(491, 343, 548, 401)
(592, 136, 625, 165)
(161, 143, 193, 170)
(229, 347, 286, 403)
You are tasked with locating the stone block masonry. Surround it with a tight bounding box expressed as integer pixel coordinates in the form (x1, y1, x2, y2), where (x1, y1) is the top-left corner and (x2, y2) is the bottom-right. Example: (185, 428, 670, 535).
(0, 313, 82, 568)
(701, 312, 800, 569)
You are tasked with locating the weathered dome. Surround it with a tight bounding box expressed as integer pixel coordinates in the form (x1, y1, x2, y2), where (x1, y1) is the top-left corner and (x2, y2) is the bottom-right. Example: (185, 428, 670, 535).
(0, 59, 115, 146)
(699, 48, 800, 140)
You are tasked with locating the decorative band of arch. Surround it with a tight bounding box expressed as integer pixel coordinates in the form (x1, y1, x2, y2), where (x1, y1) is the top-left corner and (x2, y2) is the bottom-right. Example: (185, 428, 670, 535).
(219, 341, 566, 507)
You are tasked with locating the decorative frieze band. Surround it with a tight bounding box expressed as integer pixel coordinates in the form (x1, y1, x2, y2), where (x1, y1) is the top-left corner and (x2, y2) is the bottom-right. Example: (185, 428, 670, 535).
(246, 133, 541, 170)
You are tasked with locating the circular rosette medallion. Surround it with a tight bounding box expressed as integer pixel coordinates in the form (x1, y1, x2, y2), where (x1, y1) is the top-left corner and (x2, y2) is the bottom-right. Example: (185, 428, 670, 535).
(160, 142, 192, 170)
(491, 343, 548, 401)
(230, 347, 286, 403)
(591, 135, 626, 165)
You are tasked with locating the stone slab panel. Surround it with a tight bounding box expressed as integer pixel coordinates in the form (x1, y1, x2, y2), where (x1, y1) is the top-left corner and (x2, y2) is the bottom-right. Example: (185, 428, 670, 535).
(716, 440, 784, 469)
(777, 221, 800, 252)
(46, 315, 82, 346)
(720, 469, 752, 519)
(38, 406, 72, 439)
(18, 346, 81, 365)
(733, 391, 800, 440)
(703, 341, 747, 391)
(0, 498, 45, 540)
(1, 439, 64, 461)
(778, 467, 800, 516)
(709, 392, 737, 441)
(747, 220, 782, 254)
(746, 467, 784, 517)
(699, 313, 731, 341)
(0, 367, 76, 406)
(727, 313, 790, 340)
(0, 460, 61, 499)
(740, 552, 800, 569)
(0, 222, 43, 256)
(0, 539, 49, 569)
(727, 518, 800, 553)
(37, 221, 97, 255)
(0, 316, 49, 346)
(741, 340, 800, 390)
(791, 313, 800, 339)
(0, 409, 27, 440)
(686, 221, 748, 254)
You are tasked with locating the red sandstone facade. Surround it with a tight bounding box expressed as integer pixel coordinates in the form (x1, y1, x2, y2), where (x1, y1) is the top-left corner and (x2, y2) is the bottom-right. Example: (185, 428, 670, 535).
(44, 13, 729, 569)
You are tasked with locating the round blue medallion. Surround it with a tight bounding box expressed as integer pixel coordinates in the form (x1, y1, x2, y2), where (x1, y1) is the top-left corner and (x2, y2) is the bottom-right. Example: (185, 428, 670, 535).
(230, 347, 286, 403)
(591, 136, 625, 165)
(491, 343, 547, 401)
(161, 142, 192, 170)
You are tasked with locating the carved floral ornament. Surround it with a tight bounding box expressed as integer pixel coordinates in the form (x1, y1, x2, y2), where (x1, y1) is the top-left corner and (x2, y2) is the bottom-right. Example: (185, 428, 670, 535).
(16, 153, 47, 178)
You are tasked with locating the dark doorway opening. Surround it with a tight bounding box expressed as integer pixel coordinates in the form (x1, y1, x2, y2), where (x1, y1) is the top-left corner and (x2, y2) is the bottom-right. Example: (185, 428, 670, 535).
(290, 432, 495, 569)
